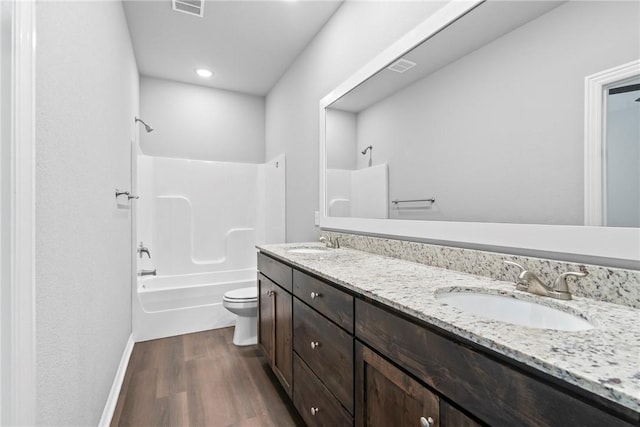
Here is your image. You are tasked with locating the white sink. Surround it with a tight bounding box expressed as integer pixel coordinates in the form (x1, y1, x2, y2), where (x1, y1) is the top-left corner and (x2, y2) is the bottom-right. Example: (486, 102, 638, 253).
(287, 247, 329, 254)
(435, 291, 594, 331)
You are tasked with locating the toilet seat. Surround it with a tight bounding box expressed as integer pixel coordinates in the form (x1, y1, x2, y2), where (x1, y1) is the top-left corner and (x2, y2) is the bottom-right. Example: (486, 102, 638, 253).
(223, 286, 257, 302)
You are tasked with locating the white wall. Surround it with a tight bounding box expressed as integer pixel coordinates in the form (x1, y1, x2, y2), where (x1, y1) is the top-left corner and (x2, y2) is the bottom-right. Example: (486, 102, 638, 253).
(35, 2, 138, 425)
(353, 1, 639, 225)
(140, 76, 265, 163)
(0, 1, 9, 421)
(265, 1, 447, 242)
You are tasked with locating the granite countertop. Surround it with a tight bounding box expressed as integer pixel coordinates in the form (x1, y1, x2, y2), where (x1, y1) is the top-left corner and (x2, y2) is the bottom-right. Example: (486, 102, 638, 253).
(257, 242, 640, 413)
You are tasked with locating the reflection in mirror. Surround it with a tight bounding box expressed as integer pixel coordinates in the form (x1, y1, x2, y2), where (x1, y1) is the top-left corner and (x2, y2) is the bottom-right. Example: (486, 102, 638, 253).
(326, 109, 389, 218)
(325, 1, 639, 227)
(606, 79, 640, 227)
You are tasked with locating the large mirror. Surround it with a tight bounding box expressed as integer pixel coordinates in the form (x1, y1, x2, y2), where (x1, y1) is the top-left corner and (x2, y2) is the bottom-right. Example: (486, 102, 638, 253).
(320, 0, 640, 263)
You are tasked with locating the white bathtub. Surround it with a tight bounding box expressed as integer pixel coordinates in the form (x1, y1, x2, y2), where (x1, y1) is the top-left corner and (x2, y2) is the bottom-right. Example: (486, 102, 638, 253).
(133, 268, 256, 341)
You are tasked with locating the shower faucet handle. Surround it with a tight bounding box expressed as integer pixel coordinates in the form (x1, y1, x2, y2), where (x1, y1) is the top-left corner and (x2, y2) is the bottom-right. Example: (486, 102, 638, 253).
(115, 189, 139, 201)
(115, 189, 130, 198)
(137, 242, 151, 259)
(138, 269, 156, 276)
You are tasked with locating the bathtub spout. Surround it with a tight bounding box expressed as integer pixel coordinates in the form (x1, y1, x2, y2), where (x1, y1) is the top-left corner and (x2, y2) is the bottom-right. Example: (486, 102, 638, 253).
(138, 269, 157, 276)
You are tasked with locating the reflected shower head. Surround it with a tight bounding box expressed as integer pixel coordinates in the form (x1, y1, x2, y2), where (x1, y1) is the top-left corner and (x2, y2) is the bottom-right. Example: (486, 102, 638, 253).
(135, 117, 154, 133)
(361, 145, 373, 155)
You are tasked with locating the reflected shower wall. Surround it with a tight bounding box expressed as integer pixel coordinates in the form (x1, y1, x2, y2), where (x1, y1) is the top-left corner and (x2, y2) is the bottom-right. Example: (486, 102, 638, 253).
(327, 163, 388, 219)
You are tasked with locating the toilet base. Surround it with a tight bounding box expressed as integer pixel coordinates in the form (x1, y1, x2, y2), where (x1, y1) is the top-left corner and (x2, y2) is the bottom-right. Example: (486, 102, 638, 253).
(232, 314, 257, 346)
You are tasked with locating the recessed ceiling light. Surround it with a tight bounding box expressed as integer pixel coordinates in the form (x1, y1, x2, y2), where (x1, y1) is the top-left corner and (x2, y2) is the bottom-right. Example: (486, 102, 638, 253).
(195, 68, 213, 78)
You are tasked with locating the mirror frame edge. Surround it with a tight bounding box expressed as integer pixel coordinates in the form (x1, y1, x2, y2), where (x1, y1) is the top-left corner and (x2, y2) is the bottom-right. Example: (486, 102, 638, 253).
(318, 0, 640, 264)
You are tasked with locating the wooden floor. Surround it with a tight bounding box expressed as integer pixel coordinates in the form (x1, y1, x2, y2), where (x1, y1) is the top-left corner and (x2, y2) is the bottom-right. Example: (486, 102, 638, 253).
(111, 328, 305, 427)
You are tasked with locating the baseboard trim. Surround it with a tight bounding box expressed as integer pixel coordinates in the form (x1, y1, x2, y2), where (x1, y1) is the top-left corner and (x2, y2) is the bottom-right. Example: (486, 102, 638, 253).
(98, 334, 134, 427)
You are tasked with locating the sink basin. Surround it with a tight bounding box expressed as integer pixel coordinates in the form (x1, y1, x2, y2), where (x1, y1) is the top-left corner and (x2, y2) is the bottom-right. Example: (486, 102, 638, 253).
(287, 247, 329, 254)
(435, 291, 594, 331)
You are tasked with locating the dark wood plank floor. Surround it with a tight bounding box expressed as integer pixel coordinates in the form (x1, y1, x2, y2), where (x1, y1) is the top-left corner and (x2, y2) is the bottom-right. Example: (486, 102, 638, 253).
(111, 328, 305, 427)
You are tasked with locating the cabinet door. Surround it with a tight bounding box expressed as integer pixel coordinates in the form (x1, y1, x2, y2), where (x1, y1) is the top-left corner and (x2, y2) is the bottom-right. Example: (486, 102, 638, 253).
(258, 274, 273, 360)
(356, 342, 439, 427)
(272, 282, 293, 397)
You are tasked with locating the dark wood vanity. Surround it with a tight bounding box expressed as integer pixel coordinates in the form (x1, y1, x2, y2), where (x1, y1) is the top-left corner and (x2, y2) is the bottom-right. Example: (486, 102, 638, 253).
(257, 252, 638, 427)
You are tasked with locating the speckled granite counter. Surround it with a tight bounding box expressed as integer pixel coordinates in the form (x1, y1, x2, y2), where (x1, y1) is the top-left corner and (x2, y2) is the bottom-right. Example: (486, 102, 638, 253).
(257, 242, 640, 414)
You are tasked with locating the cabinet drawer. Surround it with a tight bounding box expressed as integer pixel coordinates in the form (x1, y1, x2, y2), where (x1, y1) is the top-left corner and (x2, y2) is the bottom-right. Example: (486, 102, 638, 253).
(356, 299, 634, 427)
(258, 253, 292, 292)
(293, 269, 353, 332)
(294, 298, 354, 413)
(294, 353, 353, 427)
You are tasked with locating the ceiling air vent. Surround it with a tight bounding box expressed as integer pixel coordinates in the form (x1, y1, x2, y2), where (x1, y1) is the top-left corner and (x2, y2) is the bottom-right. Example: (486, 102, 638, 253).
(387, 58, 417, 73)
(173, 0, 204, 18)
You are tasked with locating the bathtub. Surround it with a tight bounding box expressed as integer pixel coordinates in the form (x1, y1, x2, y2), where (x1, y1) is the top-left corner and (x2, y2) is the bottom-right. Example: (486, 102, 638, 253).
(133, 268, 256, 342)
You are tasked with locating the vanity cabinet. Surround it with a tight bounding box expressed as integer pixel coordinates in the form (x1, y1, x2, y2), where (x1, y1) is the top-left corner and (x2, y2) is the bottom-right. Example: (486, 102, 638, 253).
(257, 251, 637, 427)
(258, 254, 293, 398)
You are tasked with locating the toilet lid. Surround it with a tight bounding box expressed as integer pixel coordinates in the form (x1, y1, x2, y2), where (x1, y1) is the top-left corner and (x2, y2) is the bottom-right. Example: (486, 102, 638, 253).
(224, 286, 258, 301)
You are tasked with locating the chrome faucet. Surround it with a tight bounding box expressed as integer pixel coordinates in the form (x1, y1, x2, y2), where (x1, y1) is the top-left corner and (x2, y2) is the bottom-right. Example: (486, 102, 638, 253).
(319, 236, 340, 249)
(137, 242, 150, 258)
(138, 269, 156, 277)
(504, 260, 587, 300)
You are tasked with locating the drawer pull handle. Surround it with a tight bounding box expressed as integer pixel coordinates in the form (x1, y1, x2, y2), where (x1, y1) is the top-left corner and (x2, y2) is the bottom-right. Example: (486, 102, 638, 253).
(420, 416, 434, 427)
(311, 407, 319, 416)
(266, 290, 273, 297)
(310, 291, 320, 299)
(310, 341, 320, 349)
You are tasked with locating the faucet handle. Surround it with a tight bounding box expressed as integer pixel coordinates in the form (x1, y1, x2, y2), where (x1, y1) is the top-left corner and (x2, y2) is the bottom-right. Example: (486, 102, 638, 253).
(553, 271, 588, 293)
(503, 260, 526, 272)
(503, 260, 531, 291)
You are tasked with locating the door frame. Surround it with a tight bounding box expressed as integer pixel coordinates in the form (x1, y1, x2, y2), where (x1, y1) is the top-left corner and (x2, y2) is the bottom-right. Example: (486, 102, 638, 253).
(584, 59, 640, 226)
(2, 0, 36, 425)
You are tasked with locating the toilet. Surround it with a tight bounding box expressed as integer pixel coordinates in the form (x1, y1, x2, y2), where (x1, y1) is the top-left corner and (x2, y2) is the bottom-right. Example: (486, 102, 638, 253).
(223, 286, 258, 346)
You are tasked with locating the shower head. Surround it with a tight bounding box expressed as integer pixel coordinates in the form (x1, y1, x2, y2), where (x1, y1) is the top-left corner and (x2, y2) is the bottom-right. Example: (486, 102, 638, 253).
(135, 117, 154, 133)
(361, 145, 373, 155)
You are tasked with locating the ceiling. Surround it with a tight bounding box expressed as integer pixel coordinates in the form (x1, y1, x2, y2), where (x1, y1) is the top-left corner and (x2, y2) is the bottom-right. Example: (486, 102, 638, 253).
(331, 1, 564, 113)
(122, 0, 343, 96)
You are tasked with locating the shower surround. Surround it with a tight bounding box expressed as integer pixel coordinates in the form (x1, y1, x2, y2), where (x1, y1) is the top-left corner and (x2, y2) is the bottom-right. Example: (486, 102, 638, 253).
(134, 154, 285, 341)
